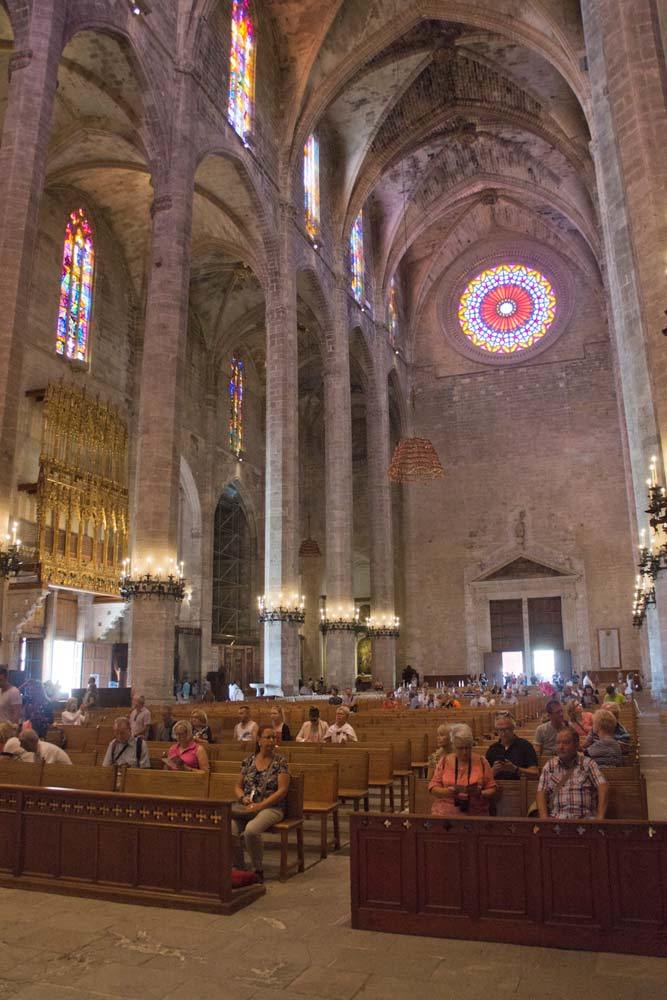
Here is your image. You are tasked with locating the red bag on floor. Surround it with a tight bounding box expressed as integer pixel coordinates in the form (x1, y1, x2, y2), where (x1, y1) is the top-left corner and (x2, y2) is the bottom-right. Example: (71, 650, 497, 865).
(231, 869, 259, 888)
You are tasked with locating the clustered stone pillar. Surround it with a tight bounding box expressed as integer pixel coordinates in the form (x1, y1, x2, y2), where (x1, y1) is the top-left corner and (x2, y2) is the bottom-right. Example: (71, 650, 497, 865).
(128, 75, 196, 701)
(0, 3, 66, 528)
(582, 0, 667, 691)
(262, 204, 300, 695)
(366, 363, 397, 691)
(323, 277, 356, 690)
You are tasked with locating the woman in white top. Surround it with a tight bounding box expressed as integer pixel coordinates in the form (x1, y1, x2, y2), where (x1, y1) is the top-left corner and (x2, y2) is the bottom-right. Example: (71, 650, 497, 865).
(61, 698, 87, 725)
(324, 706, 357, 743)
(295, 706, 328, 742)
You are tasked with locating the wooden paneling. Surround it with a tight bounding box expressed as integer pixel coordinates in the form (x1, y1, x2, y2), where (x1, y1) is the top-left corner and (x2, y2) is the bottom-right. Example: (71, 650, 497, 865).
(490, 599, 524, 652)
(0, 785, 263, 915)
(350, 814, 667, 956)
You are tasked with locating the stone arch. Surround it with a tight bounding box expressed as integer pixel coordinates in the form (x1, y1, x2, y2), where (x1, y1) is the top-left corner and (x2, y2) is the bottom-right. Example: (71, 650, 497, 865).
(178, 456, 202, 623)
(297, 266, 334, 355)
(288, 3, 589, 180)
(211, 479, 259, 643)
(58, 23, 169, 170)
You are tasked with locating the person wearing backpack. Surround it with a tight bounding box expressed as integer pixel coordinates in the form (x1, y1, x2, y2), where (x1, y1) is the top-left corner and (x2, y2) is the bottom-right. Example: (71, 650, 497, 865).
(101, 717, 150, 768)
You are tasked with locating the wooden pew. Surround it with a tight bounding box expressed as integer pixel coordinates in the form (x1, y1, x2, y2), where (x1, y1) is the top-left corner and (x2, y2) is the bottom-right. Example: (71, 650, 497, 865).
(0, 783, 262, 914)
(121, 768, 210, 799)
(41, 764, 115, 792)
(67, 751, 97, 766)
(349, 812, 667, 956)
(0, 761, 42, 786)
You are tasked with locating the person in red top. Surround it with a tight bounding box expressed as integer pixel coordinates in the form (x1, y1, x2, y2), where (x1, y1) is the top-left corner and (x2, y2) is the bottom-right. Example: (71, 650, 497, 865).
(428, 723, 496, 817)
(164, 720, 209, 771)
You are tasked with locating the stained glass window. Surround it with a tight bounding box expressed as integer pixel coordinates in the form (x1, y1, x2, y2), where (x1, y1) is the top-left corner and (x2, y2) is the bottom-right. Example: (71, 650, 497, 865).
(56, 208, 94, 363)
(304, 134, 320, 240)
(350, 210, 364, 303)
(228, 0, 255, 140)
(458, 263, 556, 354)
(388, 275, 398, 342)
(229, 357, 244, 456)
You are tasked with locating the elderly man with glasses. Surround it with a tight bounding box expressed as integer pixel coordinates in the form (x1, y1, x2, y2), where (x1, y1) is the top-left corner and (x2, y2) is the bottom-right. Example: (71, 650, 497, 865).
(485, 712, 539, 779)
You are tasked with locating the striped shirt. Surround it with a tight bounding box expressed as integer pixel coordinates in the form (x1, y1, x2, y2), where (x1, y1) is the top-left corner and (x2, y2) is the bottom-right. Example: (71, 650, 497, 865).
(537, 754, 606, 819)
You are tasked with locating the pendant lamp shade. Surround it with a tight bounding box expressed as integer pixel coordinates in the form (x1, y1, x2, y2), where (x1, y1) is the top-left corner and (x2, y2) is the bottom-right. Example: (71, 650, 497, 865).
(388, 437, 445, 484)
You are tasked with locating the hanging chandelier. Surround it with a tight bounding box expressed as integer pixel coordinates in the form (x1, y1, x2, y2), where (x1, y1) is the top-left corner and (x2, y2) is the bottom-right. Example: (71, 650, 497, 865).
(388, 437, 445, 484)
(298, 515, 321, 557)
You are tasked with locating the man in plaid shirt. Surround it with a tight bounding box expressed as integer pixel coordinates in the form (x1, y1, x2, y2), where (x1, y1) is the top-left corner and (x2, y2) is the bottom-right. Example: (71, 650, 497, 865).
(536, 728, 609, 820)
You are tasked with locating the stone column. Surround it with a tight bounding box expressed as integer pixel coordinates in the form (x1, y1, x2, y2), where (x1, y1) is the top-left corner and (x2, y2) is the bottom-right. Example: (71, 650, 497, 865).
(128, 73, 196, 701)
(366, 362, 397, 690)
(323, 277, 356, 689)
(262, 203, 300, 695)
(582, 0, 667, 689)
(0, 3, 66, 527)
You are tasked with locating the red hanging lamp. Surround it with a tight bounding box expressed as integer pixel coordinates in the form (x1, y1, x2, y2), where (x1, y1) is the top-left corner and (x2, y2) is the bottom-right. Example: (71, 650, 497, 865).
(388, 437, 445, 484)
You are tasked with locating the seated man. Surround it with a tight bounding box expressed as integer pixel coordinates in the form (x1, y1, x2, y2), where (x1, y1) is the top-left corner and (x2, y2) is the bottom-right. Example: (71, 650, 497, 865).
(536, 728, 608, 820)
(534, 699, 571, 757)
(328, 686, 343, 705)
(295, 706, 328, 742)
(101, 717, 150, 768)
(324, 706, 357, 743)
(234, 704, 259, 743)
(342, 687, 358, 711)
(156, 707, 176, 742)
(486, 712, 538, 779)
(3, 728, 72, 764)
(603, 684, 625, 705)
(129, 694, 151, 738)
(584, 709, 623, 767)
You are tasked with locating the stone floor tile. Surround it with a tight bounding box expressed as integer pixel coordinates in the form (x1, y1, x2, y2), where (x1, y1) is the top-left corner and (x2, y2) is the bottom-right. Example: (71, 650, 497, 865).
(288, 966, 368, 999)
(7, 987, 99, 1000)
(326, 945, 440, 981)
(593, 952, 666, 979)
(71, 960, 191, 998)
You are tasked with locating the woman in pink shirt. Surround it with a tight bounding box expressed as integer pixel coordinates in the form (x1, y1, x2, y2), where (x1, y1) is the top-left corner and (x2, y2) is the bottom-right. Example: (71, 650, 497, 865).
(428, 723, 496, 817)
(164, 720, 209, 771)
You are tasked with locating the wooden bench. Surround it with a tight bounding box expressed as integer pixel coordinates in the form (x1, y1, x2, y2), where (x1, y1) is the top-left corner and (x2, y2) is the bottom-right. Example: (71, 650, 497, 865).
(0, 783, 262, 914)
(0, 761, 43, 786)
(350, 812, 667, 956)
(121, 768, 210, 799)
(41, 764, 115, 792)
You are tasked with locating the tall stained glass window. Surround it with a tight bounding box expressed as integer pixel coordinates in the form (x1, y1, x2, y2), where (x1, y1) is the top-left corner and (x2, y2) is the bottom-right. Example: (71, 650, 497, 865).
(350, 210, 364, 303)
(388, 275, 398, 342)
(229, 357, 244, 456)
(228, 0, 255, 140)
(56, 208, 94, 363)
(458, 263, 556, 355)
(304, 134, 320, 239)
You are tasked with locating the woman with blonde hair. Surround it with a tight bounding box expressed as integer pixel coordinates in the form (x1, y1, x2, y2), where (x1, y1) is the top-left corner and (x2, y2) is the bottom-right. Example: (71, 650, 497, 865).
(61, 698, 87, 726)
(0, 721, 17, 752)
(566, 699, 593, 740)
(190, 708, 213, 743)
(164, 720, 209, 771)
(428, 723, 496, 817)
(269, 704, 291, 742)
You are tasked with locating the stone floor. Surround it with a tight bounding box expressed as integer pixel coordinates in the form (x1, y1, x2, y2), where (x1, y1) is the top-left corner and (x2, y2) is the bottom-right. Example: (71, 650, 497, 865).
(1, 697, 666, 999)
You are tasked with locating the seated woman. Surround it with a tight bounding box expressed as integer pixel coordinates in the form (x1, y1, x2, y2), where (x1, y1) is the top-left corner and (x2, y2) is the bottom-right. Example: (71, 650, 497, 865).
(233, 726, 290, 881)
(428, 723, 496, 817)
(61, 698, 87, 726)
(581, 684, 600, 708)
(164, 720, 209, 771)
(584, 710, 623, 767)
(190, 709, 214, 743)
(269, 705, 291, 742)
(566, 700, 593, 742)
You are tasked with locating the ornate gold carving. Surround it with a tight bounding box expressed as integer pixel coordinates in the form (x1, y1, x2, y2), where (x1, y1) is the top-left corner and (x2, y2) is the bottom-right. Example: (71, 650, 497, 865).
(37, 383, 129, 596)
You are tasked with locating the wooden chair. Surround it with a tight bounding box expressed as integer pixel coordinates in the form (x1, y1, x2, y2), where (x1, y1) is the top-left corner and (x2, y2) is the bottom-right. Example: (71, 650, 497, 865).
(208, 772, 237, 800)
(288, 761, 340, 858)
(321, 747, 369, 811)
(0, 760, 43, 786)
(366, 746, 395, 812)
(121, 767, 210, 798)
(59, 726, 93, 751)
(41, 763, 116, 792)
(409, 775, 431, 814)
(491, 779, 525, 817)
(268, 772, 305, 880)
